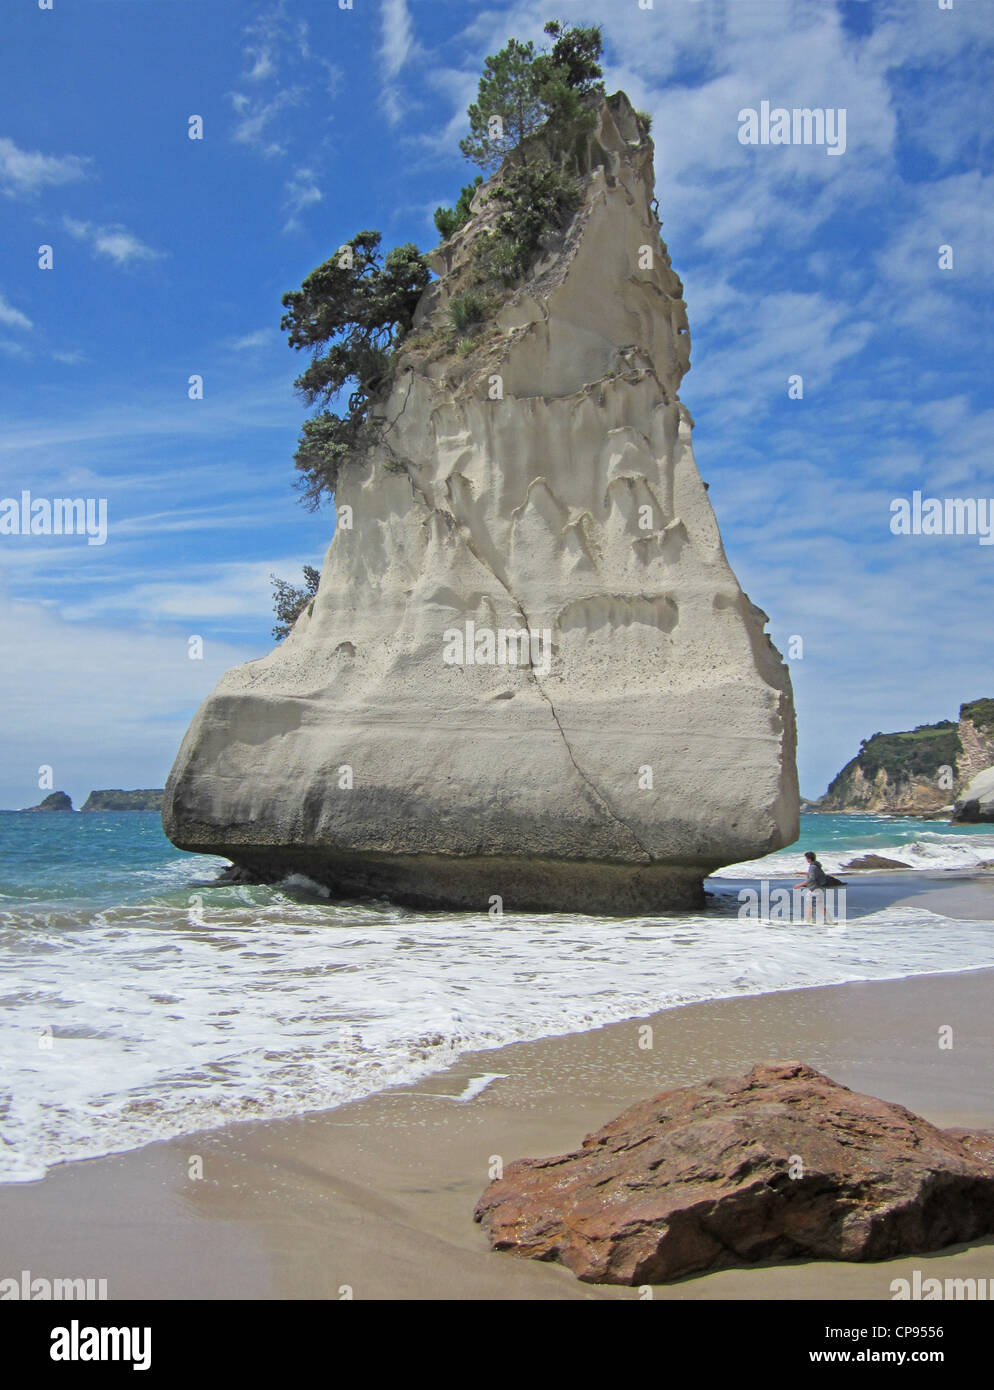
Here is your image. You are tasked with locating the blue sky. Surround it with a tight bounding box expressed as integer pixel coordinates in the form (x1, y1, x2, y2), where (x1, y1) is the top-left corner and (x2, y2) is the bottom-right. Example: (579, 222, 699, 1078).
(0, 0, 991, 809)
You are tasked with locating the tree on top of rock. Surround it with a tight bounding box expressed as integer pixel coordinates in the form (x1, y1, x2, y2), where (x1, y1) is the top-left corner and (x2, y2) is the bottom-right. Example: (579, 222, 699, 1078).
(458, 22, 604, 172)
(459, 38, 548, 170)
(543, 19, 603, 93)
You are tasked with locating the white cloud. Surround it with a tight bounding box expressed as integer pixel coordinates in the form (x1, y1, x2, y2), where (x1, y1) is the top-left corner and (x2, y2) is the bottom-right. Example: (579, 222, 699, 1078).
(379, 0, 417, 126)
(0, 592, 259, 809)
(240, 0, 312, 83)
(58, 558, 298, 624)
(685, 288, 875, 428)
(380, 0, 415, 80)
(63, 217, 160, 266)
(230, 1, 339, 157)
(0, 135, 89, 198)
(282, 167, 323, 233)
(229, 328, 276, 351)
(229, 87, 302, 158)
(0, 291, 32, 331)
(248, 50, 275, 82)
(0, 380, 295, 457)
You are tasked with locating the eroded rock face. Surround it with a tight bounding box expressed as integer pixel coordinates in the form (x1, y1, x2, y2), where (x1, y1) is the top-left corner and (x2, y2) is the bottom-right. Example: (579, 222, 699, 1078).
(953, 767, 994, 823)
(162, 93, 798, 912)
(956, 705, 994, 788)
(473, 1062, 994, 1285)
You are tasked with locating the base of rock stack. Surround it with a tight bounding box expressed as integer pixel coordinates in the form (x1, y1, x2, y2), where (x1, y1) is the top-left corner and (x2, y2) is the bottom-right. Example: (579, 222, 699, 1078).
(201, 846, 710, 914)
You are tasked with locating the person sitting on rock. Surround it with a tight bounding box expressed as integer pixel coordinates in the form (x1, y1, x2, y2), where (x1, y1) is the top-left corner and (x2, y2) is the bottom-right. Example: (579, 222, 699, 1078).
(793, 851, 834, 924)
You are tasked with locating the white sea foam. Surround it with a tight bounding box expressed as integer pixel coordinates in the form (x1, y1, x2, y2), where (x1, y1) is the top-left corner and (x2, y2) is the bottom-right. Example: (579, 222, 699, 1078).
(710, 831, 994, 878)
(1, 888, 992, 1182)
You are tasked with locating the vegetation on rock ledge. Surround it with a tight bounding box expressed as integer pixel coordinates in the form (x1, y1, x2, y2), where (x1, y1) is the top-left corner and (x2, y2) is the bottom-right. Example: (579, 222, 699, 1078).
(279, 19, 609, 511)
(271, 564, 321, 640)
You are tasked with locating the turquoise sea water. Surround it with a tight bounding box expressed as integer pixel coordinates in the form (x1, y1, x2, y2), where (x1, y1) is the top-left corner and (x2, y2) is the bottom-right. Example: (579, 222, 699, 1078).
(0, 811, 992, 1182)
(2, 810, 992, 910)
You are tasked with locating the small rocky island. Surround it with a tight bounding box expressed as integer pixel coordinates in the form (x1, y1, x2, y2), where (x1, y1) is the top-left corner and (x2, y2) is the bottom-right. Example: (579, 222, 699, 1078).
(24, 791, 73, 812)
(81, 789, 164, 812)
(163, 92, 799, 912)
(18, 789, 164, 812)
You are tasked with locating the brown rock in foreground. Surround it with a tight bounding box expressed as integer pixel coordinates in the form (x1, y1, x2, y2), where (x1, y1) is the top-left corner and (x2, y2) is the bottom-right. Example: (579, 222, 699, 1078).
(473, 1062, 994, 1284)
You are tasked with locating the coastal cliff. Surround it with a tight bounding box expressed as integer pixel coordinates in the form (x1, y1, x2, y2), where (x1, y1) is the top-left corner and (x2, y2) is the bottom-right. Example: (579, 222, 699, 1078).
(814, 698, 994, 817)
(956, 699, 994, 787)
(162, 93, 798, 912)
(952, 699, 994, 822)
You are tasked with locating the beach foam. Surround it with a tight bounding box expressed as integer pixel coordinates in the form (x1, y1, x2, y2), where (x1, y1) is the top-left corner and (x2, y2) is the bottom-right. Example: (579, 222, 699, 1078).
(711, 828, 994, 878)
(1, 885, 993, 1182)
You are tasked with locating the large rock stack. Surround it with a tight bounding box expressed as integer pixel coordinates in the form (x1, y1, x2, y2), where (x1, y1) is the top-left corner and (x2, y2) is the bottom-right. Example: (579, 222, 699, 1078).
(162, 94, 798, 911)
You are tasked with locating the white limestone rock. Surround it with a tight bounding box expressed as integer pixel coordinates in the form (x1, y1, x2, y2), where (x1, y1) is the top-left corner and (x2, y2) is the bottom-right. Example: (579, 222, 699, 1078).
(953, 767, 994, 823)
(162, 94, 798, 912)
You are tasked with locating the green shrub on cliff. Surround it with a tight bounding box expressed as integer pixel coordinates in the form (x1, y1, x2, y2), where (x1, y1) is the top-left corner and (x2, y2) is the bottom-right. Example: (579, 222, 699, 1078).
(448, 289, 489, 332)
(441, 20, 603, 285)
(271, 564, 321, 641)
(434, 177, 484, 241)
(961, 698, 994, 733)
(474, 161, 582, 285)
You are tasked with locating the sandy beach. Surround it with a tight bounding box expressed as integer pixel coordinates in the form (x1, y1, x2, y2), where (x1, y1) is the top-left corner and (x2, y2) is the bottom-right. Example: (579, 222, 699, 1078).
(1, 871, 991, 1302)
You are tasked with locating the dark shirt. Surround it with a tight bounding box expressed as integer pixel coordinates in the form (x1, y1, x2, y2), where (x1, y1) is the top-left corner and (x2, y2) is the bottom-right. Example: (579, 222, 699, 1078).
(806, 860, 827, 888)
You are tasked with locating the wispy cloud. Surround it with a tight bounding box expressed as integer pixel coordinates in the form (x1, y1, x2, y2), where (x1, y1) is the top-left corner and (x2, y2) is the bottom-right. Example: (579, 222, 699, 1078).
(229, 328, 277, 352)
(0, 291, 32, 331)
(0, 378, 297, 457)
(0, 135, 89, 198)
(59, 557, 313, 624)
(63, 216, 161, 266)
(282, 166, 322, 233)
(379, 0, 417, 127)
(229, 0, 340, 158)
(241, 0, 309, 82)
(230, 87, 302, 158)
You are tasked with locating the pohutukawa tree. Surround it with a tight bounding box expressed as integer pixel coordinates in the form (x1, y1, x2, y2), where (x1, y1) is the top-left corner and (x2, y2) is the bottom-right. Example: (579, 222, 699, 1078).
(280, 230, 429, 507)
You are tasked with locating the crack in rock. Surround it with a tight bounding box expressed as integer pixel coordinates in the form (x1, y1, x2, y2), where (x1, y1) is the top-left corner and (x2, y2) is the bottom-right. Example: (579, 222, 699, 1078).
(395, 465, 654, 863)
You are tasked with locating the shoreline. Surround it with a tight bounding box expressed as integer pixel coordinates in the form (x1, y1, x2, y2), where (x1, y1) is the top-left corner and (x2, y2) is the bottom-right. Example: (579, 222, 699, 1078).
(1, 960, 992, 1298)
(0, 870, 991, 1300)
(2, 868, 991, 1187)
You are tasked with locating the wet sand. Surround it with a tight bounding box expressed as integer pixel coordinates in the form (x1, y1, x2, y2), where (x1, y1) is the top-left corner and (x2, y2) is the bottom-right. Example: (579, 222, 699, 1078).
(1, 877, 992, 1301)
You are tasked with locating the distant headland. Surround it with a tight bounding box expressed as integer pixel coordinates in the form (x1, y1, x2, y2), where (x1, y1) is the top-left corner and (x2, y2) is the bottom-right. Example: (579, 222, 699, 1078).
(806, 698, 994, 821)
(19, 789, 164, 812)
